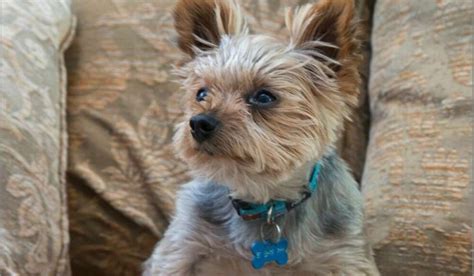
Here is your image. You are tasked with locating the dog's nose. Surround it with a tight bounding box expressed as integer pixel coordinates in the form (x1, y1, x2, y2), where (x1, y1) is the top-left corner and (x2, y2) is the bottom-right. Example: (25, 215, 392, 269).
(189, 113, 219, 142)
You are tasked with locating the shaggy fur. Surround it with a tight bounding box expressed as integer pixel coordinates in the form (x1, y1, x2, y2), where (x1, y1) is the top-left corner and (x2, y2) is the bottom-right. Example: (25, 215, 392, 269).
(144, 0, 379, 274)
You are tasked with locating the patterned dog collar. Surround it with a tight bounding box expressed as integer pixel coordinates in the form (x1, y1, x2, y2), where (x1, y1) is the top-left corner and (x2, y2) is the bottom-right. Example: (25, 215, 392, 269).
(231, 162, 322, 221)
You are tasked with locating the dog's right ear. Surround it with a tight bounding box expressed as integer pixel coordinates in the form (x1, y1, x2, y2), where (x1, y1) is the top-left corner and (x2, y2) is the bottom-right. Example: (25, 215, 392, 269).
(174, 0, 248, 57)
(285, 0, 360, 72)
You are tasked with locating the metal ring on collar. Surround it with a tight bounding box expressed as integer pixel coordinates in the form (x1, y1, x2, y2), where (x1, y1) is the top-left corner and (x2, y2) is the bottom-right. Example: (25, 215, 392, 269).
(260, 222, 282, 243)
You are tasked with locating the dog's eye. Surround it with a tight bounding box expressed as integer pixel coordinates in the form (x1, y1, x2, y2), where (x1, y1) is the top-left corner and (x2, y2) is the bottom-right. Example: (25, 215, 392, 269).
(249, 90, 277, 107)
(196, 87, 208, 102)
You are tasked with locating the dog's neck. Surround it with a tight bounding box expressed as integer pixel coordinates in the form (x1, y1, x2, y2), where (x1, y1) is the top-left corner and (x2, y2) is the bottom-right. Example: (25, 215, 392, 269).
(230, 162, 322, 221)
(228, 154, 326, 204)
(225, 152, 363, 262)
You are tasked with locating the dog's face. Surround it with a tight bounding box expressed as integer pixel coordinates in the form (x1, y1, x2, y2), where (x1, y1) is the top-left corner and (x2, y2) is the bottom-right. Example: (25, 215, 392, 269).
(173, 0, 361, 201)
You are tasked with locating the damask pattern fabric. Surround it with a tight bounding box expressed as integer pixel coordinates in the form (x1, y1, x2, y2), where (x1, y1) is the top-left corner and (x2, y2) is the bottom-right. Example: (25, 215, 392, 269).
(0, 0, 75, 275)
(65, 0, 371, 274)
(362, 0, 472, 275)
(65, 1, 190, 274)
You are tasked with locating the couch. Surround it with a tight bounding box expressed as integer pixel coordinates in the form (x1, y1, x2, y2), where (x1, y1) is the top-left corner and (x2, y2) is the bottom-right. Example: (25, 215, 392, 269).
(0, 0, 472, 275)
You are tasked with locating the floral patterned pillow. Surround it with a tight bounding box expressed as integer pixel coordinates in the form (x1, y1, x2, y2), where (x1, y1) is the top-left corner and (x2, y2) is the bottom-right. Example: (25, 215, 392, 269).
(0, 0, 75, 275)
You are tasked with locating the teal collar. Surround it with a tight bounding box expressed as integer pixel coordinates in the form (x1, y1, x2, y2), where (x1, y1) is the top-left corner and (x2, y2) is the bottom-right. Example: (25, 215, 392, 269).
(231, 162, 322, 221)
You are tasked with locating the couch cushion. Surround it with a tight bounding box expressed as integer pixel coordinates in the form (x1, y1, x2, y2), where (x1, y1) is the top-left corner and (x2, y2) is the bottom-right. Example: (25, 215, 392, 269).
(65, 0, 371, 274)
(65, 1, 188, 274)
(362, 0, 472, 274)
(0, 0, 75, 275)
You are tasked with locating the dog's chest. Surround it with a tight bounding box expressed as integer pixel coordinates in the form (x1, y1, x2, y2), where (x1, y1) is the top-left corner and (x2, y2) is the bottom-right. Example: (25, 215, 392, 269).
(190, 185, 309, 275)
(193, 255, 316, 276)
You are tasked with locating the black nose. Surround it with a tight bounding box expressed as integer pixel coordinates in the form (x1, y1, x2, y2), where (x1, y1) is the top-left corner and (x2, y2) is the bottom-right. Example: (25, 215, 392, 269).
(189, 114, 219, 142)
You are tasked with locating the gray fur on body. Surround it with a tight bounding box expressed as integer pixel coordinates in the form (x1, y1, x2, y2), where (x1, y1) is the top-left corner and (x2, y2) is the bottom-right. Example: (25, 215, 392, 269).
(144, 152, 378, 275)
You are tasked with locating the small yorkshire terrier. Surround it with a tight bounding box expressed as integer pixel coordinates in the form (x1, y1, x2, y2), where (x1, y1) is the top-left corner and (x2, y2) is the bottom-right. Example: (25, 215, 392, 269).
(144, 0, 379, 275)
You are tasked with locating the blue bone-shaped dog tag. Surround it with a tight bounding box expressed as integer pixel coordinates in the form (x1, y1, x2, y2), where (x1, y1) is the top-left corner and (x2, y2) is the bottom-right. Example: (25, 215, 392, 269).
(251, 238, 288, 269)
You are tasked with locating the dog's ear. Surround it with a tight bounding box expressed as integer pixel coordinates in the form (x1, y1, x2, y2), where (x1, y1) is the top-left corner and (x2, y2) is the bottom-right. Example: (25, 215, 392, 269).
(174, 0, 248, 57)
(286, 0, 359, 70)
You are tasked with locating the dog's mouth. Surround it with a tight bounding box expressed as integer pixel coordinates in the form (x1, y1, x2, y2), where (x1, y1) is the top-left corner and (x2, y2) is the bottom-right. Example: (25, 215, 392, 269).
(196, 145, 215, 156)
(191, 139, 217, 156)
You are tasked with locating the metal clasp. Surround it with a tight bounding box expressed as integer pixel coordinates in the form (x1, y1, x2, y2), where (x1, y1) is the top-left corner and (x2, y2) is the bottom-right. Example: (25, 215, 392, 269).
(260, 205, 282, 243)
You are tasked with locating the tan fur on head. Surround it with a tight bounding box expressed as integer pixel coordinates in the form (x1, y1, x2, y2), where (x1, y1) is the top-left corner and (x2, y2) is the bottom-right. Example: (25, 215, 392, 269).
(173, 0, 362, 203)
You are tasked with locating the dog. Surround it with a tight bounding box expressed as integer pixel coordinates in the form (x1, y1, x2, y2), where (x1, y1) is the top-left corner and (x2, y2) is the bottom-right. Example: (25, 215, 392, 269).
(144, 0, 379, 274)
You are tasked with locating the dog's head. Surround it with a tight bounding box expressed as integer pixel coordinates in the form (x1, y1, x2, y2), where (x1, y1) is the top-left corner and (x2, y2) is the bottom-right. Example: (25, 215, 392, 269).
(173, 0, 361, 201)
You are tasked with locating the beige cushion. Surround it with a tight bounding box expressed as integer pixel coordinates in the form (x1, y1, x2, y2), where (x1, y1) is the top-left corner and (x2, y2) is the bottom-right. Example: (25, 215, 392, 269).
(0, 0, 75, 275)
(65, 0, 192, 273)
(362, 0, 472, 274)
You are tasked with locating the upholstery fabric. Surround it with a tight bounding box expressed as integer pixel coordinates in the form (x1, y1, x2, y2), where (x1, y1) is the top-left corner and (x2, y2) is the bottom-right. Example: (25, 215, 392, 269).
(65, 0, 370, 274)
(362, 0, 473, 275)
(65, 1, 189, 274)
(0, 0, 75, 275)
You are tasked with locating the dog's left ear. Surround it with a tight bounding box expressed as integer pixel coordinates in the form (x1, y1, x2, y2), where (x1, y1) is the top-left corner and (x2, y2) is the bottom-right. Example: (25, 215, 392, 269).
(174, 0, 248, 57)
(286, 0, 360, 71)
